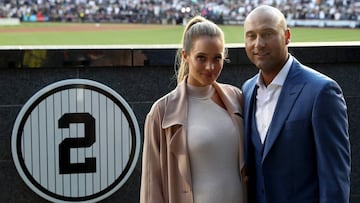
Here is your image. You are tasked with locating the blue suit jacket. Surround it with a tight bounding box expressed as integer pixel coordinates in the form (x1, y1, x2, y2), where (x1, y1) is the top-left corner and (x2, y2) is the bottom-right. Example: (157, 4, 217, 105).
(242, 57, 351, 203)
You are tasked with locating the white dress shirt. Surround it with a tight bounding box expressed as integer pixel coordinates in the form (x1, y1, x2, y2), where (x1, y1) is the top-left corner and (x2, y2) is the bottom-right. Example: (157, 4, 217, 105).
(256, 55, 293, 144)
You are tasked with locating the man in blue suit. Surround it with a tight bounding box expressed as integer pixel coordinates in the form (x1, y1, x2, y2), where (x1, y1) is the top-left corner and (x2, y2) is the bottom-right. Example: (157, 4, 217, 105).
(241, 5, 351, 203)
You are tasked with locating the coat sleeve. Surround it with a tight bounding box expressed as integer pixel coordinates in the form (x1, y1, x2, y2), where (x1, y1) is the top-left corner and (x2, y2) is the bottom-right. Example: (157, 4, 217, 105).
(140, 104, 165, 203)
(312, 80, 351, 203)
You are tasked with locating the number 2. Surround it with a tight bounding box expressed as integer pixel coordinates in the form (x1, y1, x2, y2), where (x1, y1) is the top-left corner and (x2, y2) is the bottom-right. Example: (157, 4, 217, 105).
(58, 113, 96, 174)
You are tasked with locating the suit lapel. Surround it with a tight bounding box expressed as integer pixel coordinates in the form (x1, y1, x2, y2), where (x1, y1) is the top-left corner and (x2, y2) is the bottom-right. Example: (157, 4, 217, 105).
(244, 75, 259, 126)
(262, 61, 305, 161)
(243, 76, 259, 164)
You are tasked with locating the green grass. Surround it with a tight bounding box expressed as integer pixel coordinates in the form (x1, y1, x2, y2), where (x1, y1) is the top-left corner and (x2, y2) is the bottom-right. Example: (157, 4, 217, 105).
(0, 23, 359, 46)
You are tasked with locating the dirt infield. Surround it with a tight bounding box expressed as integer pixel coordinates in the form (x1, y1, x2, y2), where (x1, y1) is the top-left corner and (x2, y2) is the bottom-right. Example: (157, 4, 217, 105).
(0, 23, 168, 33)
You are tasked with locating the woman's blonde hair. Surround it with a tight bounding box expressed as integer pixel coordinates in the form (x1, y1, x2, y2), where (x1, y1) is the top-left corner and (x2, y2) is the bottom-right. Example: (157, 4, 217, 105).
(174, 16, 227, 84)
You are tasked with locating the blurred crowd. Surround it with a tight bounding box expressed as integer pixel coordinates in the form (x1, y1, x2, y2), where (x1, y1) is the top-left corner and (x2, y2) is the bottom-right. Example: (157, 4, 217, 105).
(0, 0, 359, 24)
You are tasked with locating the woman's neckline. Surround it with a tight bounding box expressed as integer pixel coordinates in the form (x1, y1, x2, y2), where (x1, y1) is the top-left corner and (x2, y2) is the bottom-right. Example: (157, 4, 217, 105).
(187, 83, 215, 99)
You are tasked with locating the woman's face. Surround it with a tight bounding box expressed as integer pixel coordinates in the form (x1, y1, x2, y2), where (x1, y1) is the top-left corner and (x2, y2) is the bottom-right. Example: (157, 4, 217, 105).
(183, 36, 224, 87)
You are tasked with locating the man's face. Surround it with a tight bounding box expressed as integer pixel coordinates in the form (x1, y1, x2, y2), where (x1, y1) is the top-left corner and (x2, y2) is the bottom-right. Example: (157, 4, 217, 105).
(244, 12, 290, 76)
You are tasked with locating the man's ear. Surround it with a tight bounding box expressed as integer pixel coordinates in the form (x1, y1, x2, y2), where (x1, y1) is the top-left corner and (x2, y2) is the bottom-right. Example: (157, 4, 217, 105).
(285, 28, 291, 45)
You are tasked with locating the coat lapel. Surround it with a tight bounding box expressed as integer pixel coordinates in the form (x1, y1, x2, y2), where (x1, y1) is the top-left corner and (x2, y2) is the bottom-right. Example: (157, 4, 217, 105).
(262, 61, 305, 161)
(162, 79, 192, 188)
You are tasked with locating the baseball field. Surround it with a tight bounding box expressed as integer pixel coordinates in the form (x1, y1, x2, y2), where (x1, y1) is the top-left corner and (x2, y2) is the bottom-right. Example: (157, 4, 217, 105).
(0, 22, 360, 46)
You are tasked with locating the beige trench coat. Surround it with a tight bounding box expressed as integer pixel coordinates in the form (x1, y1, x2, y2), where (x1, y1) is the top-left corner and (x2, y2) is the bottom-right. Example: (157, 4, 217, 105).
(140, 79, 247, 203)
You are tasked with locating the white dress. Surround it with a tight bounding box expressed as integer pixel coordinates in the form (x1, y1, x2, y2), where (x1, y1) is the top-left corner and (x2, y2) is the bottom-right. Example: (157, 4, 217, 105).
(187, 83, 243, 203)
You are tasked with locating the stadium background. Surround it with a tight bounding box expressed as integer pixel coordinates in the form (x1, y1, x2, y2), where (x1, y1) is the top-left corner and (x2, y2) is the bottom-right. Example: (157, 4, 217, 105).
(1, 0, 360, 27)
(1, 0, 360, 202)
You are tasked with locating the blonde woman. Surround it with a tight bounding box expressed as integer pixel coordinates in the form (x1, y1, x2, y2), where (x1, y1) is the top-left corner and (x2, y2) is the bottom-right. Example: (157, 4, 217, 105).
(140, 15, 247, 203)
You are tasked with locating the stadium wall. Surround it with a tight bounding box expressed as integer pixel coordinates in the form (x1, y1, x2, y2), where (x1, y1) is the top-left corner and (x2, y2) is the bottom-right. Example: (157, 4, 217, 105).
(0, 18, 20, 26)
(0, 44, 359, 202)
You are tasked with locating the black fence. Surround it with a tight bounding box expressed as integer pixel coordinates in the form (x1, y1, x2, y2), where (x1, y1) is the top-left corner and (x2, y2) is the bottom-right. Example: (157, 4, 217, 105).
(0, 44, 359, 202)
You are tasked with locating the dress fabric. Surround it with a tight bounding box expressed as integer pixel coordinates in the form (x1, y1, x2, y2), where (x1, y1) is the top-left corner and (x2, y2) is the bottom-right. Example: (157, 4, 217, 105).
(187, 83, 243, 203)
